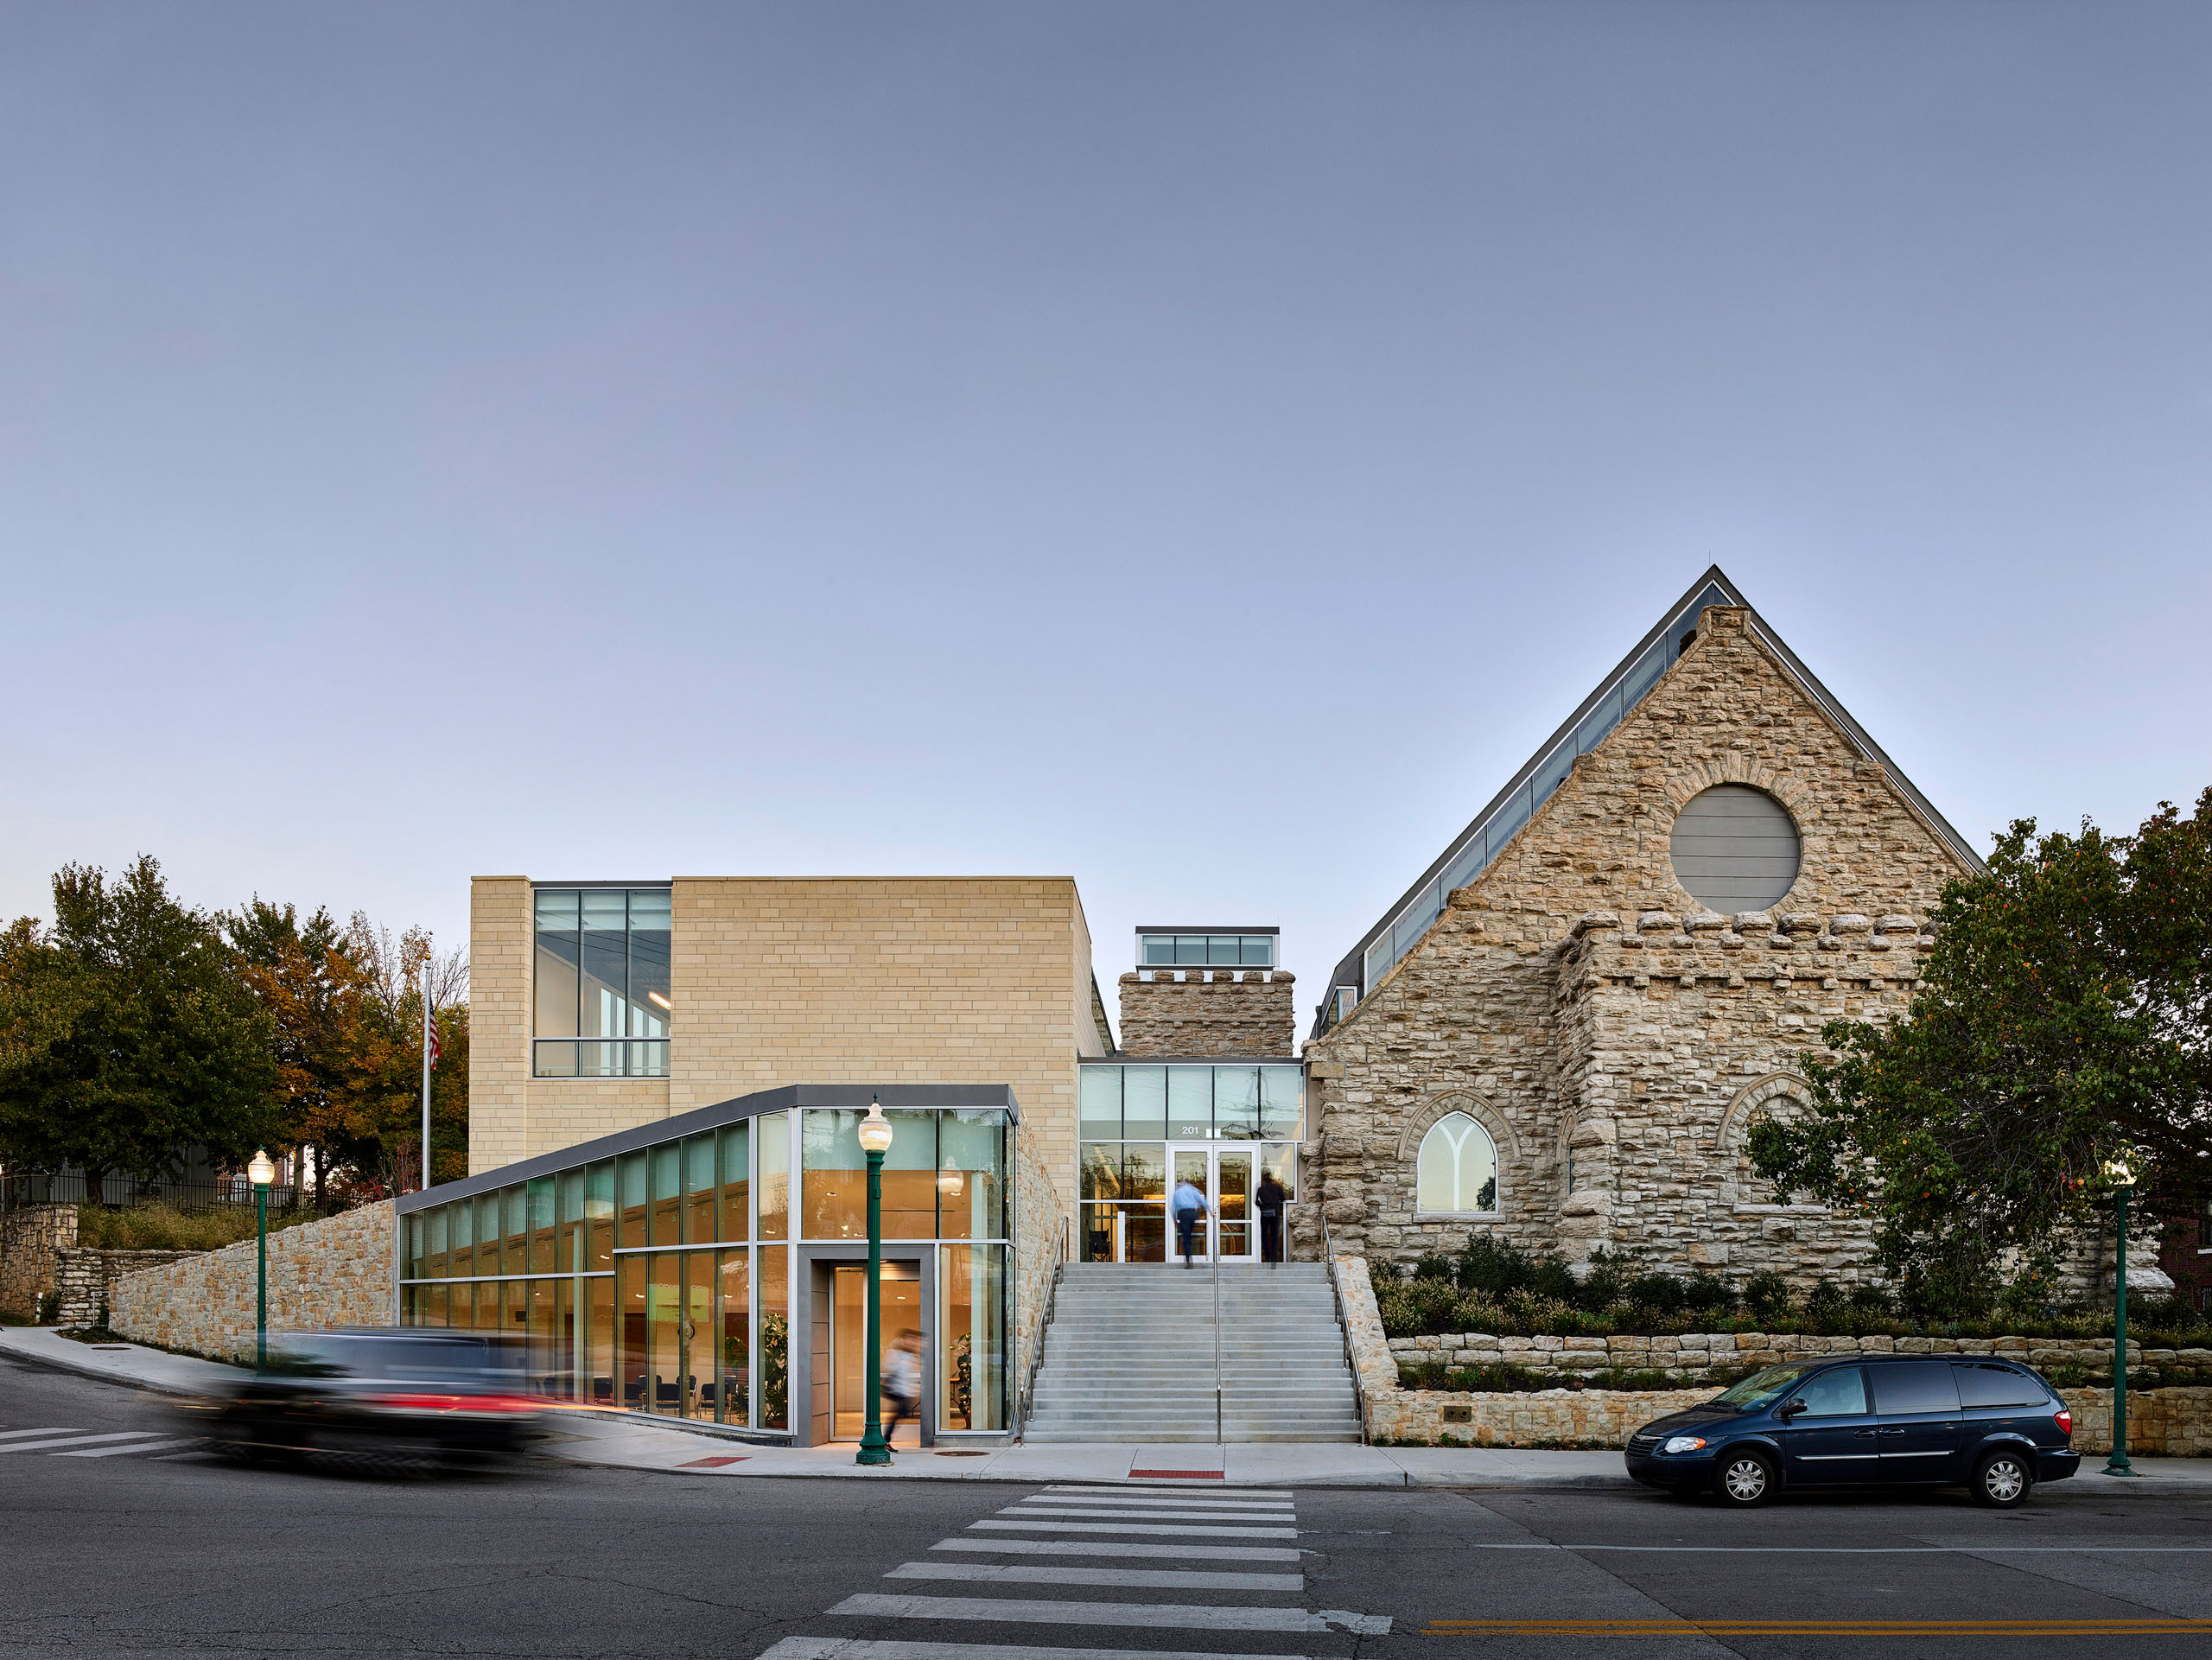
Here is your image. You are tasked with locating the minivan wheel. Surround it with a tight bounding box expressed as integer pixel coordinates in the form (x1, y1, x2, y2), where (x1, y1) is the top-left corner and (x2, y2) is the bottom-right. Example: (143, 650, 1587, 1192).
(1714, 1451, 1776, 1508)
(1972, 1450, 2031, 1510)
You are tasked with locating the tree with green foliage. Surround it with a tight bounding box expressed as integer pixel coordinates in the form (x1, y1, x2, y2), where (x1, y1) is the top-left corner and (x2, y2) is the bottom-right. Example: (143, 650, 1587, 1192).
(1750, 790, 2212, 1312)
(0, 856, 278, 1202)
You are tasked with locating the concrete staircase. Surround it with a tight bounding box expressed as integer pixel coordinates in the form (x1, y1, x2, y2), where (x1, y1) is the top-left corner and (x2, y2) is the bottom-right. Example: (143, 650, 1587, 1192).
(1021, 1262, 1363, 1443)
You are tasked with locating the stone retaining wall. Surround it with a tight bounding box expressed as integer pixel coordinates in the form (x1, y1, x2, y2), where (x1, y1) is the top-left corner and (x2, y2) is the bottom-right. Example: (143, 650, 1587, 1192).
(54, 1246, 200, 1326)
(111, 1200, 395, 1362)
(1338, 1256, 2212, 1456)
(1117, 969, 1296, 1058)
(0, 1203, 75, 1317)
(1387, 1329, 2189, 1380)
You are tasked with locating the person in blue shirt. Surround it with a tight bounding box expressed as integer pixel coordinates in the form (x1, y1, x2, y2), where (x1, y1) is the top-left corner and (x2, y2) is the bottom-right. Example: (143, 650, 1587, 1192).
(1171, 1177, 1209, 1268)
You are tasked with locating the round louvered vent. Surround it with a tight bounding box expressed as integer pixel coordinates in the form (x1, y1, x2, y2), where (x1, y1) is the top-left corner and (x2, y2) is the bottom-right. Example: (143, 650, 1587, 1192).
(1669, 785, 1801, 913)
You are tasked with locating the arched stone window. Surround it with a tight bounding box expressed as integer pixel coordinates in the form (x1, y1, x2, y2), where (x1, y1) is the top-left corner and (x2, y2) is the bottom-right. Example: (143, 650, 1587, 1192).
(1416, 1112, 1498, 1215)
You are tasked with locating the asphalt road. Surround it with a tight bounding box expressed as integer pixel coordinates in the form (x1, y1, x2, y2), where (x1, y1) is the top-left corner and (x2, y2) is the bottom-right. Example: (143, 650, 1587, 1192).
(5, 1347, 2210, 1660)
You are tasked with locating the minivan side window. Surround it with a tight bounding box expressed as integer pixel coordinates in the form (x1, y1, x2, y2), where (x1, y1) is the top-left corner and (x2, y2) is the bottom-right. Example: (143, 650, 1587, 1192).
(1954, 1364, 2046, 1409)
(1792, 1367, 1868, 1417)
(1870, 1362, 1961, 1415)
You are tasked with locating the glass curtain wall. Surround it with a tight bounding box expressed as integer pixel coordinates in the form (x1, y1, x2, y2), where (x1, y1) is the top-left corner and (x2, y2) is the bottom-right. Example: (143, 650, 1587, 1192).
(1078, 1063, 1302, 1263)
(532, 887, 672, 1078)
(399, 1104, 1012, 1435)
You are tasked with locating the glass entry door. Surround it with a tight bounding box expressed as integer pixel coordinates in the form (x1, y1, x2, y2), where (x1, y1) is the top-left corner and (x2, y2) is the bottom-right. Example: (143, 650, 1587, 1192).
(830, 1262, 922, 1442)
(1167, 1146, 1256, 1263)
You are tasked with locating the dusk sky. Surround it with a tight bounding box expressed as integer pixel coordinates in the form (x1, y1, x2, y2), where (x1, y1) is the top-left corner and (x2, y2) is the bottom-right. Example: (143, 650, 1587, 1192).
(4, 3, 2208, 1025)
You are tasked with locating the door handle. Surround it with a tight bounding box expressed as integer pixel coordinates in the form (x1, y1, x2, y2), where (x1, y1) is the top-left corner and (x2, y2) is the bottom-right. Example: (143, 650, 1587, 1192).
(1878, 1427, 1905, 1436)
(1854, 1429, 1877, 1439)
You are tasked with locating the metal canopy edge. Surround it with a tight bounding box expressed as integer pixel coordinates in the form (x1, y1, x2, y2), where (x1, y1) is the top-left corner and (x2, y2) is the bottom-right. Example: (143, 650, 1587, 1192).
(397, 1082, 1020, 1214)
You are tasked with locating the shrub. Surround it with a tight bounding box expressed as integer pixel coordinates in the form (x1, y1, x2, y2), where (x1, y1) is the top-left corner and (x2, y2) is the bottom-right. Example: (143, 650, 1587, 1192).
(1805, 1279, 1848, 1331)
(1628, 1271, 1688, 1316)
(1743, 1270, 1792, 1325)
(74, 1202, 323, 1252)
(1683, 1271, 1734, 1317)
(1412, 1251, 1457, 1282)
(1456, 1236, 1541, 1297)
(36, 1290, 60, 1325)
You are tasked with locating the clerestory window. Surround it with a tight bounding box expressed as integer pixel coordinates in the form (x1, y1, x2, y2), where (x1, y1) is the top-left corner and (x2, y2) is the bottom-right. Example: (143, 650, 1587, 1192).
(533, 887, 671, 1078)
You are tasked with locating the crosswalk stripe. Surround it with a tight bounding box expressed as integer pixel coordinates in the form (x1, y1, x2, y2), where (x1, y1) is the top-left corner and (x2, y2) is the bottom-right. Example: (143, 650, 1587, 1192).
(150, 1451, 221, 1462)
(1039, 1496, 1292, 1504)
(931, 1539, 1301, 1564)
(1007, 1505, 1295, 1523)
(973, 1520, 1298, 1540)
(54, 1438, 203, 1459)
(759, 1638, 1313, 1660)
(830, 1593, 1388, 1635)
(1018, 1498, 1295, 1514)
(887, 1561, 1304, 1593)
(0, 1431, 175, 1454)
(0, 1428, 81, 1443)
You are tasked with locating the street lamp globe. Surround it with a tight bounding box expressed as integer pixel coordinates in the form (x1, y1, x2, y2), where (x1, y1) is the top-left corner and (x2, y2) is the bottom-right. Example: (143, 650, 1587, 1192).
(857, 1102, 894, 1156)
(247, 1148, 276, 1187)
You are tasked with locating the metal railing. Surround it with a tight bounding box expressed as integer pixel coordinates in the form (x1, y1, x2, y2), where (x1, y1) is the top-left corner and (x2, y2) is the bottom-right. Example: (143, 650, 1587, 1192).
(1319, 1193, 1369, 1443)
(2, 1169, 334, 1215)
(1015, 1216, 1068, 1437)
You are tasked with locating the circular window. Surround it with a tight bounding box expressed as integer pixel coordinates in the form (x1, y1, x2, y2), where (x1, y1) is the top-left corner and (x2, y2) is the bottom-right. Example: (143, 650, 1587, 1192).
(1669, 785, 1800, 913)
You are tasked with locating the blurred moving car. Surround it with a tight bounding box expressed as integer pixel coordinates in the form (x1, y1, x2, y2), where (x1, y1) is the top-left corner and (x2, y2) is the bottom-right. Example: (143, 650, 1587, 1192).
(1624, 1353, 2080, 1508)
(188, 1328, 548, 1470)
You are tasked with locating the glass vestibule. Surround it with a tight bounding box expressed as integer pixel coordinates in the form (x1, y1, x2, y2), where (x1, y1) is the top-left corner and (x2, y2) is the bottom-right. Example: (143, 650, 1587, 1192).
(398, 1102, 1012, 1438)
(1078, 1062, 1302, 1264)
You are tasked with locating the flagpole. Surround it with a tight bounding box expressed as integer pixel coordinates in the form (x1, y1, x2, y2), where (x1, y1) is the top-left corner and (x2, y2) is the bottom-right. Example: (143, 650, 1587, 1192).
(419, 958, 434, 1193)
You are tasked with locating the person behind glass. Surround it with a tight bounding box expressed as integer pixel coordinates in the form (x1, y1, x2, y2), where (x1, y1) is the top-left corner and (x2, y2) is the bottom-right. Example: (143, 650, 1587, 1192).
(1170, 1175, 1209, 1268)
(1255, 1168, 1287, 1268)
(882, 1328, 923, 1444)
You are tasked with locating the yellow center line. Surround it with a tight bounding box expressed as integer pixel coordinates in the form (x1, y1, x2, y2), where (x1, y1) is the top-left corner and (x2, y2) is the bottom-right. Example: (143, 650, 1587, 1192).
(1423, 1619, 2210, 1638)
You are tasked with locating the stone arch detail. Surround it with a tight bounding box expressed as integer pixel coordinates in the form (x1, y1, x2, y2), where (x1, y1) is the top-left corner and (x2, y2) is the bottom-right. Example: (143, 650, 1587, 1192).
(1395, 1090, 1519, 1167)
(1713, 1072, 1825, 1211)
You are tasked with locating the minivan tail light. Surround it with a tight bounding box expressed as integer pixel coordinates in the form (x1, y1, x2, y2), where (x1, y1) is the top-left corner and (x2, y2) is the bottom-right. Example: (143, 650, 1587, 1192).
(2053, 1407, 2072, 1439)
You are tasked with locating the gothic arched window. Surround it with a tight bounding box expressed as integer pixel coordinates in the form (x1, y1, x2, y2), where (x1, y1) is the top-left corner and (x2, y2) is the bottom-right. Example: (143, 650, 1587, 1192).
(1416, 1112, 1498, 1214)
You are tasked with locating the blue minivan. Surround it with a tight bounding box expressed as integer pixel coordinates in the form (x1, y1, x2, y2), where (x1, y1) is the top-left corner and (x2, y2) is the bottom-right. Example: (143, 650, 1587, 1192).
(1624, 1354, 2080, 1508)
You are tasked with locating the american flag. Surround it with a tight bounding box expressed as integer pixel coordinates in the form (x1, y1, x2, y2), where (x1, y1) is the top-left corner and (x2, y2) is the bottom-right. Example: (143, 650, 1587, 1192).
(426, 1006, 442, 1067)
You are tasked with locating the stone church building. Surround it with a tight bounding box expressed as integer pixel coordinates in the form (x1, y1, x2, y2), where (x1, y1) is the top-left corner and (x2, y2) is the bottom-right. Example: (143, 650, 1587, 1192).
(1295, 568, 1983, 1287)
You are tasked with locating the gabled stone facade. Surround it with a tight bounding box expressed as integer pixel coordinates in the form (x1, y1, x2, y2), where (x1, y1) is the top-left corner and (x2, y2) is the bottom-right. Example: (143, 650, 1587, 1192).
(1302, 605, 1977, 1287)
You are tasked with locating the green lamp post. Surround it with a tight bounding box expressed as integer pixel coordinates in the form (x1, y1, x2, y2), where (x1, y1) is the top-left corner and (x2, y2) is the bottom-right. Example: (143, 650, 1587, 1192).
(855, 1098, 895, 1467)
(2102, 1158, 2139, 1478)
(247, 1148, 276, 1371)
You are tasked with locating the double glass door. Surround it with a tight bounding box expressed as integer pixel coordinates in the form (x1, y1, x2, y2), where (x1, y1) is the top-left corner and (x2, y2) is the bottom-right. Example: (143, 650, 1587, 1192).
(1168, 1145, 1255, 1263)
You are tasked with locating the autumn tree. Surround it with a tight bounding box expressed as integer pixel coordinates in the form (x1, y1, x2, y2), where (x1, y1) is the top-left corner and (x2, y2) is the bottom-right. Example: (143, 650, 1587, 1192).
(0, 857, 277, 1200)
(1751, 790, 2212, 1313)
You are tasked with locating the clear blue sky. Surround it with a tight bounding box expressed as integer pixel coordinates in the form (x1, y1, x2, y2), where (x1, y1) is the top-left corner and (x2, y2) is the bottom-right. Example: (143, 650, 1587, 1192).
(4, 3, 2207, 1028)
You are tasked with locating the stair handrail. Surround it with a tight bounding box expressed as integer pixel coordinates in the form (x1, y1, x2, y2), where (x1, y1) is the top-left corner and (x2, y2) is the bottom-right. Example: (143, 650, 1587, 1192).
(1016, 1214, 1067, 1438)
(1319, 1198, 1369, 1443)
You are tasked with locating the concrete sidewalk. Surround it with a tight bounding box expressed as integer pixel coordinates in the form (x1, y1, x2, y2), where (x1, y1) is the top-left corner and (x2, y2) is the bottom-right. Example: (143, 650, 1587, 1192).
(8, 1325, 2206, 1492)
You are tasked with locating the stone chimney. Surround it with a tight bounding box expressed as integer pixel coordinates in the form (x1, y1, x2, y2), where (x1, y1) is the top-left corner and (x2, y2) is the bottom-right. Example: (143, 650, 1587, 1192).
(1117, 927, 1296, 1057)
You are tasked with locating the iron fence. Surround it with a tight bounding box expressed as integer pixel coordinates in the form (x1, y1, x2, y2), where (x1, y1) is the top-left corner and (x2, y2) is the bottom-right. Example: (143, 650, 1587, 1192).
(1, 1168, 340, 1215)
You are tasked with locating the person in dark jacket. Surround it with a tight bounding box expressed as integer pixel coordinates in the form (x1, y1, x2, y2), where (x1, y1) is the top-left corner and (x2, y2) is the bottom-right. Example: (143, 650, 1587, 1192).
(1255, 1170, 1287, 1267)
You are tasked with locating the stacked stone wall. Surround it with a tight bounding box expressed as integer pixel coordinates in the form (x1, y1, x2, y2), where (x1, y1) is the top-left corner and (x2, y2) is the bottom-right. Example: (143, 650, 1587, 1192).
(1118, 970, 1296, 1058)
(1306, 607, 1980, 1281)
(54, 1247, 200, 1326)
(0, 1203, 76, 1317)
(1387, 1329, 2190, 1380)
(1341, 1258, 2211, 1455)
(111, 1201, 395, 1362)
(1013, 1117, 1062, 1409)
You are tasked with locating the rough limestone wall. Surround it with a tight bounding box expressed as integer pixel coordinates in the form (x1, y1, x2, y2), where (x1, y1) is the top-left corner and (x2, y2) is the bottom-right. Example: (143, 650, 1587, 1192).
(1388, 1329, 2179, 1377)
(54, 1247, 200, 1326)
(111, 1201, 395, 1361)
(0, 1203, 76, 1317)
(1014, 1121, 1065, 1416)
(1345, 1258, 2212, 1454)
(1117, 970, 1297, 1058)
(1307, 605, 1979, 1278)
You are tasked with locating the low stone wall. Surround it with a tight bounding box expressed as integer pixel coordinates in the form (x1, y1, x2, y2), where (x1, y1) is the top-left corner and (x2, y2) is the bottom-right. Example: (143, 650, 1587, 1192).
(0, 1203, 76, 1317)
(1387, 1329, 2185, 1381)
(111, 1200, 395, 1362)
(1014, 1126, 1063, 1405)
(1338, 1256, 2212, 1455)
(54, 1246, 200, 1326)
